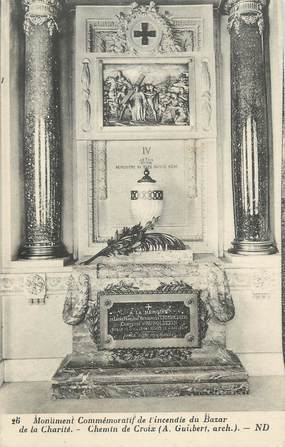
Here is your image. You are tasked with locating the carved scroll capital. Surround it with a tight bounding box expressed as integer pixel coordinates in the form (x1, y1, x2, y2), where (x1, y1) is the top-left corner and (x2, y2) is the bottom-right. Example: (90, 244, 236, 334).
(23, 0, 62, 36)
(225, 0, 267, 35)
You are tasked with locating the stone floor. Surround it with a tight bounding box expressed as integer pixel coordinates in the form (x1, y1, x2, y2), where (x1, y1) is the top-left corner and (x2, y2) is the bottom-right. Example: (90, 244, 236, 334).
(0, 376, 285, 413)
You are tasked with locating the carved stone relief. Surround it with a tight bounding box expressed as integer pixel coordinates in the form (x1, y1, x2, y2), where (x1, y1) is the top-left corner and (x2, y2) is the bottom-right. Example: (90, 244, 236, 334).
(81, 58, 91, 132)
(24, 273, 46, 304)
(86, 3, 203, 54)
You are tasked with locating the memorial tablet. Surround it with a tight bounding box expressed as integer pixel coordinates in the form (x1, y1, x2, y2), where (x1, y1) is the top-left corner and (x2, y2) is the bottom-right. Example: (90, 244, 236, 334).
(98, 292, 199, 349)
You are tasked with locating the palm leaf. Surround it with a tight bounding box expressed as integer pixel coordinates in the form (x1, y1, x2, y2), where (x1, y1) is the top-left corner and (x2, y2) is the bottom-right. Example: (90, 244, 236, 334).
(80, 217, 185, 265)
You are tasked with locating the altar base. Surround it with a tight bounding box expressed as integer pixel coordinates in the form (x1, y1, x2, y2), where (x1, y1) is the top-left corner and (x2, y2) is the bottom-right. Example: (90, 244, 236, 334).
(52, 349, 248, 399)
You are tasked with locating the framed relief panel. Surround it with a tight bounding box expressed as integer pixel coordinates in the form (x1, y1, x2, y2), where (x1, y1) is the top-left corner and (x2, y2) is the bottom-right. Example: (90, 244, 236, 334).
(92, 57, 196, 140)
(102, 62, 191, 128)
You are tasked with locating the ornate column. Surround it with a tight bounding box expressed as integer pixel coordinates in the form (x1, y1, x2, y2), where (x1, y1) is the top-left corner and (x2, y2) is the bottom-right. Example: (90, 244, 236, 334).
(21, 0, 66, 259)
(226, 0, 277, 254)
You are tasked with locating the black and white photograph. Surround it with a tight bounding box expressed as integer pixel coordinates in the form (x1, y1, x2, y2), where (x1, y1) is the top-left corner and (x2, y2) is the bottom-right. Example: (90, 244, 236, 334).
(0, 0, 284, 446)
(103, 63, 190, 127)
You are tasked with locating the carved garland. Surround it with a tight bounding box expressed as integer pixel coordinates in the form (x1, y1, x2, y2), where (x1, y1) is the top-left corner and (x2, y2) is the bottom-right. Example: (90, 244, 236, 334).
(111, 347, 193, 365)
(62, 275, 231, 349)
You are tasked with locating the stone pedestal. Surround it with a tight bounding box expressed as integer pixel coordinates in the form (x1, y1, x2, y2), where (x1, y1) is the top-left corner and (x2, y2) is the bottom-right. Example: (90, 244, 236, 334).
(52, 252, 248, 398)
(53, 350, 247, 399)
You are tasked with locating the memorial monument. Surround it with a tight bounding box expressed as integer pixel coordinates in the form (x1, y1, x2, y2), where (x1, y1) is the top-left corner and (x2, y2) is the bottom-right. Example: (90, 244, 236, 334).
(1, 0, 282, 398)
(52, 249, 249, 398)
(51, 0, 281, 399)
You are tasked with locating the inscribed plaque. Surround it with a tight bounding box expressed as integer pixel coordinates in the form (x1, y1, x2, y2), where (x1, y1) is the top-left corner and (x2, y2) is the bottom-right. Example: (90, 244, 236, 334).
(98, 292, 199, 349)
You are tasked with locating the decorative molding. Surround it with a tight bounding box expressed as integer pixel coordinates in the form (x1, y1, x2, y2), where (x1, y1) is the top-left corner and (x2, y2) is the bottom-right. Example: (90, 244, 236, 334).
(195, 140, 207, 241)
(87, 16, 203, 54)
(87, 19, 118, 52)
(171, 18, 203, 51)
(81, 59, 92, 132)
(185, 140, 197, 199)
(96, 141, 108, 200)
(24, 273, 46, 304)
(111, 348, 193, 366)
(23, 0, 61, 36)
(4, 354, 283, 382)
(225, 0, 266, 35)
(0, 269, 278, 295)
(225, 269, 279, 291)
(88, 140, 108, 243)
(201, 59, 212, 131)
(88, 141, 97, 244)
(0, 273, 70, 295)
(45, 274, 71, 293)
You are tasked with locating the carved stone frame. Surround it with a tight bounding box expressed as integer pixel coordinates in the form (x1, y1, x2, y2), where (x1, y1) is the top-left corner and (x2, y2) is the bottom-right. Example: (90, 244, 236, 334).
(78, 55, 198, 141)
(87, 139, 206, 245)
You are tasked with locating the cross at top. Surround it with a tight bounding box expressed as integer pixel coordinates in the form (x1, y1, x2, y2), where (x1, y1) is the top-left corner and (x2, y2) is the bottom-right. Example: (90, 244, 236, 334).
(145, 304, 152, 311)
(133, 22, 156, 46)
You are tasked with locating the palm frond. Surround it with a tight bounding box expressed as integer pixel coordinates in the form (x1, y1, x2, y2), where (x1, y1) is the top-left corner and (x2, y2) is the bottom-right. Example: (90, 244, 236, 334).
(80, 217, 185, 265)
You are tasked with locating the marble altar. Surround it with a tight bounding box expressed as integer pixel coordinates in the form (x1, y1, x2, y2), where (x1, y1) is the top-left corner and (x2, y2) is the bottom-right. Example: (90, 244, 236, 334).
(52, 252, 249, 398)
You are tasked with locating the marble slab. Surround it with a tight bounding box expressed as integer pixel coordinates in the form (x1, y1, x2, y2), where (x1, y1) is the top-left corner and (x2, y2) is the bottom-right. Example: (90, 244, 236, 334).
(52, 349, 249, 399)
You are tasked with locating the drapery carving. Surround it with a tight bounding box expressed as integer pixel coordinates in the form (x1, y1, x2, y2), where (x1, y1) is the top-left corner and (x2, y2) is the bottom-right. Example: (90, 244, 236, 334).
(63, 273, 90, 325)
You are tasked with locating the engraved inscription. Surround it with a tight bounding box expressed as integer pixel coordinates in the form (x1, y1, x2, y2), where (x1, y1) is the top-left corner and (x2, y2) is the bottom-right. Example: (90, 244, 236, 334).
(108, 301, 190, 340)
(99, 292, 199, 349)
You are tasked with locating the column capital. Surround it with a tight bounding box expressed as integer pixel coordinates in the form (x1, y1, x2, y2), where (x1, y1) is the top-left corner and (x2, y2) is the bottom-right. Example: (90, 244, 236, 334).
(225, 0, 267, 35)
(224, 0, 267, 13)
(23, 0, 63, 36)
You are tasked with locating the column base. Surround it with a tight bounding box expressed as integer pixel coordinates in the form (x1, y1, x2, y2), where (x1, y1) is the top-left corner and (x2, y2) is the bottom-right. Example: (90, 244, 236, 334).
(229, 240, 278, 256)
(20, 243, 69, 260)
